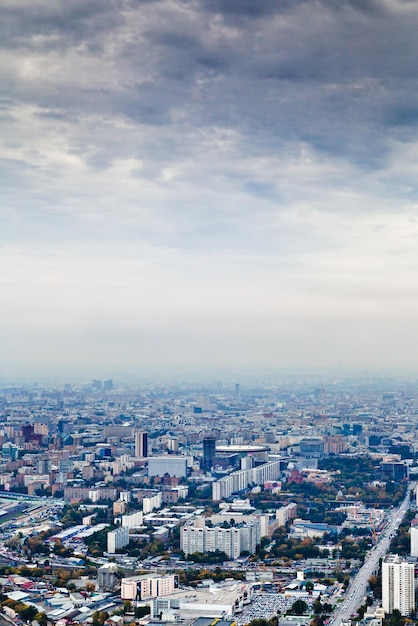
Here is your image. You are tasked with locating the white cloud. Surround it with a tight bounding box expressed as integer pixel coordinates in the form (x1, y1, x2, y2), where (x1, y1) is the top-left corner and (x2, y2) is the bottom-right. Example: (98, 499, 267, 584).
(2, 0, 418, 378)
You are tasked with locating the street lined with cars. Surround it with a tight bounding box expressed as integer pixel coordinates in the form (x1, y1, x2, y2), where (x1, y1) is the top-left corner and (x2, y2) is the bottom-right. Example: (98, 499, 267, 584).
(330, 484, 412, 626)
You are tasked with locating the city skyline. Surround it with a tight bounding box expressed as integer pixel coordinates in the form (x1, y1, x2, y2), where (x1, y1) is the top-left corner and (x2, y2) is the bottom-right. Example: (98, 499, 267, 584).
(2, 0, 418, 378)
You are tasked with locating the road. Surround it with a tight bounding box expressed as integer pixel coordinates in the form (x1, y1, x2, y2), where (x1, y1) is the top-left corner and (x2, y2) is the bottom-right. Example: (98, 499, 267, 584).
(330, 484, 412, 626)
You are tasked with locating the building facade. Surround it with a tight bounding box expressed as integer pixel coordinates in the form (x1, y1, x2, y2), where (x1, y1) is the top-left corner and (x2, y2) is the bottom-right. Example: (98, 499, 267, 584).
(135, 431, 148, 458)
(202, 436, 216, 472)
(212, 459, 282, 500)
(181, 519, 258, 560)
(382, 554, 415, 616)
(148, 456, 188, 478)
(411, 520, 418, 557)
(107, 526, 129, 554)
(121, 574, 178, 600)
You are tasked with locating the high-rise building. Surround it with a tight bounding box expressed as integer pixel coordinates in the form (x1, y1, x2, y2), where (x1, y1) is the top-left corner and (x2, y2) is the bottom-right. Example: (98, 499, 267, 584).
(382, 554, 415, 616)
(135, 431, 148, 458)
(234, 383, 240, 402)
(181, 518, 258, 560)
(411, 520, 418, 557)
(202, 436, 216, 472)
(107, 526, 129, 554)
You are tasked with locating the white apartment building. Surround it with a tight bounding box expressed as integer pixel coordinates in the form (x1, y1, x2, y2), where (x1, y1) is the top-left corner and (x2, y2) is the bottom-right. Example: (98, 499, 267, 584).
(121, 510, 143, 528)
(181, 519, 257, 560)
(212, 459, 282, 501)
(143, 492, 162, 514)
(209, 512, 269, 544)
(276, 502, 298, 526)
(107, 526, 129, 554)
(411, 525, 418, 557)
(382, 554, 415, 616)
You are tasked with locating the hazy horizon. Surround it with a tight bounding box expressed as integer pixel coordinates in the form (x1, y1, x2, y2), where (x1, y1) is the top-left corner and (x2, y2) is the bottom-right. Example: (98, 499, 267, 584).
(2, 0, 418, 378)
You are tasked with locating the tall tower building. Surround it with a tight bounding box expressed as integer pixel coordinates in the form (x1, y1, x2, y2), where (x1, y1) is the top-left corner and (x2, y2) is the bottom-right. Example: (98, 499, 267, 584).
(202, 437, 216, 472)
(234, 383, 240, 402)
(382, 554, 415, 616)
(135, 431, 148, 458)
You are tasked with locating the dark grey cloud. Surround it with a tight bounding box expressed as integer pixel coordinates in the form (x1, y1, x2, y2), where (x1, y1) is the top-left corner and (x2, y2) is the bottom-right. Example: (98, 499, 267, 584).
(2, 0, 418, 163)
(0, 0, 123, 48)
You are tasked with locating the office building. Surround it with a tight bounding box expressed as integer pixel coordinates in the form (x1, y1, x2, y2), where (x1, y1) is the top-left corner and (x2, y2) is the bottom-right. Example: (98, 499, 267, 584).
(202, 436, 216, 472)
(381, 462, 408, 482)
(150, 581, 253, 619)
(148, 456, 187, 478)
(382, 554, 415, 616)
(121, 574, 178, 600)
(300, 438, 324, 458)
(135, 431, 148, 458)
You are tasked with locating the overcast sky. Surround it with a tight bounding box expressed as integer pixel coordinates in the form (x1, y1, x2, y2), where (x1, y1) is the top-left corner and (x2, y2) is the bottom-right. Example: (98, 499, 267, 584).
(2, 0, 418, 381)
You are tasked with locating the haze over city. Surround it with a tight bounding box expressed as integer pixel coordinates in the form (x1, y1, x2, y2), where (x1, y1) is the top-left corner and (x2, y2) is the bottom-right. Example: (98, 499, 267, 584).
(2, 0, 418, 379)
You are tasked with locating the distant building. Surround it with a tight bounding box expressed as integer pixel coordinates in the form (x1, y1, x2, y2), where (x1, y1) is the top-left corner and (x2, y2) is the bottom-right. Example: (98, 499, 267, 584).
(212, 459, 282, 500)
(121, 574, 178, 600)
(382, 554, 415, 616)
(98, 563, 118, 590)
(121, 511, 143, 528)
(410, 520, 418, 557)
(107, 526, 129, 554)
(181, 518, 259, 560)
(289, 518, 334, 539)
(299, 438, 324, 458)
(150, 581, 253, 619)
(143, 491, 162, 513)
(135, 431, 148, 458)
(202, 436, 216, 472)
(381, 462, 408, 482)
(148, 456, 187, 478)
(276, 503, 298, 526)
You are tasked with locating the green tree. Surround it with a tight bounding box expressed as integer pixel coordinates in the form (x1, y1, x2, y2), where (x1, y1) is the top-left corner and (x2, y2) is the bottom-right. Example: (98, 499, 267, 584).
(135, 605, 151, 618)
(384, 608, 406, 626)
(289, 599, 309, 615)
(123, 600, 133, 614)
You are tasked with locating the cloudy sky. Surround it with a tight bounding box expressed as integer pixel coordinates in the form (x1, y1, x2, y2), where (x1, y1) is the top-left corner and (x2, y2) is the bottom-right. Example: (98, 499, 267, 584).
(2, 0, 418, 381)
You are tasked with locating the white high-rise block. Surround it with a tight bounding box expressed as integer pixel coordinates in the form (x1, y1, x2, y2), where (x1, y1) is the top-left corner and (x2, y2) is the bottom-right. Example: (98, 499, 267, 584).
(382, 554, 415, 616)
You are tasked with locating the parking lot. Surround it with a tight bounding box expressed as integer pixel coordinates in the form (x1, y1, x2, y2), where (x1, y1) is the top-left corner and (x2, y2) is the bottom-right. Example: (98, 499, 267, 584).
(235, 592, 295, 625)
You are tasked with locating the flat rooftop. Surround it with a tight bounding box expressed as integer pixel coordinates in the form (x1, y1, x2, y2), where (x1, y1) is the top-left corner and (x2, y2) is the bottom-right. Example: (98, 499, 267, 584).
(215, 444, 270, 453)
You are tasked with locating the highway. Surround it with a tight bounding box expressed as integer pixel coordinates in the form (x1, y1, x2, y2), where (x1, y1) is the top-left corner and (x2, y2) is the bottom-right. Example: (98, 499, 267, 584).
(330, 484, 412, 626)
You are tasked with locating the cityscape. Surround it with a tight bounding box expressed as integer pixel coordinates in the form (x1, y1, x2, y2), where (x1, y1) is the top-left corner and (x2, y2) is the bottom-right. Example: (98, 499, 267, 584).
(3, 1, 418, 626)
(0, 377, 415, 626)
